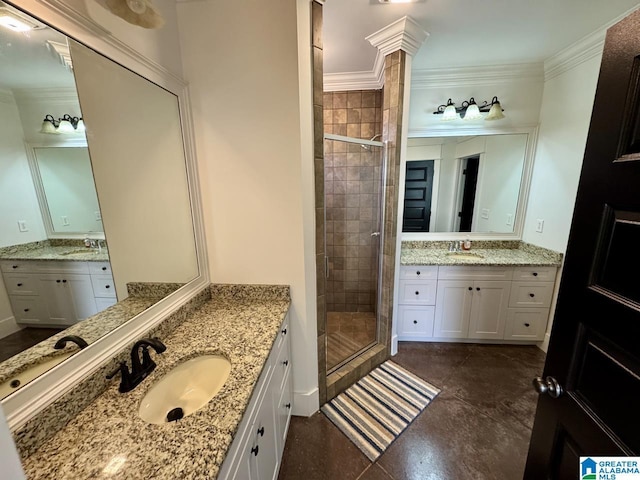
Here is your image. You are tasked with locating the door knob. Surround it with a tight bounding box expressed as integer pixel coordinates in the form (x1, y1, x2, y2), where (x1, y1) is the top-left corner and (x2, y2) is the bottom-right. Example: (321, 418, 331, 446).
(371, 232, 380, 237)
(533, 376, 563, 398)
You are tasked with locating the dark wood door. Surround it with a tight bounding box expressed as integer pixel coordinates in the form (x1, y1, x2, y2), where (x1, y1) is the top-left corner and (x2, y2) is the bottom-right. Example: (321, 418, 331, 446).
(458, 156, 479, 232)
(402, 160, 433, 232)
(524, 10, 640, 479)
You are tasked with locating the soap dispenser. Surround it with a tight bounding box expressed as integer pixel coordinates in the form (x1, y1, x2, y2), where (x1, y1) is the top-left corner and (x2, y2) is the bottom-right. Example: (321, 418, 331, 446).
(462, 237, 472, 251)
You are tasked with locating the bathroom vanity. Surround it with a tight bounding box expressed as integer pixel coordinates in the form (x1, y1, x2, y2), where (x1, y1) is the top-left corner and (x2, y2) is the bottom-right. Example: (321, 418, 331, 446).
(396, 242, 562, 343)
(19, 284, 293, 480)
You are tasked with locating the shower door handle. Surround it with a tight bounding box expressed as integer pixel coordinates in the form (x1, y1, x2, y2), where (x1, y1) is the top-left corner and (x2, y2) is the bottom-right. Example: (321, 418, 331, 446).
(371, 232, 380, 237)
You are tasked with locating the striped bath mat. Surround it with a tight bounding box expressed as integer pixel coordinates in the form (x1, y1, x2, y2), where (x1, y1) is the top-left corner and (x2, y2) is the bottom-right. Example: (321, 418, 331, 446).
(322, 360, 440, 461)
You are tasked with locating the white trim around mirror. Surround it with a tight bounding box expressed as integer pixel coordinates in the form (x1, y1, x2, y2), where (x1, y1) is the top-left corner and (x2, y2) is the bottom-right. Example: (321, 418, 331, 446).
(401, 125, 539, 241)
(2, 0, 210, 430)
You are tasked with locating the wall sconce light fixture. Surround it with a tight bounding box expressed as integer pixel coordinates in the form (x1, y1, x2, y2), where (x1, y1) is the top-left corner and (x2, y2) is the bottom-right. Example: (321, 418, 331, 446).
(433, 97, 505, 121)
(40, 114, 86, 135)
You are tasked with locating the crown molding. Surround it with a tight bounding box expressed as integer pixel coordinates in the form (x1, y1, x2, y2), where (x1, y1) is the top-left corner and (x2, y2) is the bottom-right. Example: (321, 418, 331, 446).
(366, 15, 429, 58)
(411, 63, 544, 90)
(46, 40, 73, 70)
(12, 87, 80, 106)
(544, 5, 640, 81)
(324, 50, 385, 92)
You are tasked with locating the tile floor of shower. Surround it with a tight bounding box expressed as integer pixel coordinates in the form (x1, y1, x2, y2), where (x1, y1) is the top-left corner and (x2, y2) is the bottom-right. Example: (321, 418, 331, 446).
(326, 311, 377, 371)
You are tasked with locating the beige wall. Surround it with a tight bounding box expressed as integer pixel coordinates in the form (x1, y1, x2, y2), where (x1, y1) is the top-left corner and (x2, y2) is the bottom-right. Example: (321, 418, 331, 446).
(177, 0, 318, 413)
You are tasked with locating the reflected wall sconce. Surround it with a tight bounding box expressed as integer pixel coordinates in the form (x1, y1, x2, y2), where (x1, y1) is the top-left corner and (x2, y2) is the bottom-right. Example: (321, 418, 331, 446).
(40, 114, 86, 134)
(433, 97, 505, 121)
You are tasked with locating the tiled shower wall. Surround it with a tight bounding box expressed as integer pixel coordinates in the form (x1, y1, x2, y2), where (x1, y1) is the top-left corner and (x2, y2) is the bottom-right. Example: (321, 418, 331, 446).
(323, 90, 382, 313)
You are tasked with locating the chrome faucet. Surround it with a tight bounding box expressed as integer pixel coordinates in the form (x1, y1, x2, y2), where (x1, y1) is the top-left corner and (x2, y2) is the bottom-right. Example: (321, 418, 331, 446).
(106, 337, 166, 393)
(84, 237, 104, 253)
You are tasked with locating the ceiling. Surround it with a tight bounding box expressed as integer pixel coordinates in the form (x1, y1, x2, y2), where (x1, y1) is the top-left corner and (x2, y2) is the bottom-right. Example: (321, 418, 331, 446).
(323, 0, 640, 74)
(0, 5, 76, 91)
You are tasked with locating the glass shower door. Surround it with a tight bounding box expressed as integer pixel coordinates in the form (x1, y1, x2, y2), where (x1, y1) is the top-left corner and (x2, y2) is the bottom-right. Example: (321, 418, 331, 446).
(324, 134, 384, 372)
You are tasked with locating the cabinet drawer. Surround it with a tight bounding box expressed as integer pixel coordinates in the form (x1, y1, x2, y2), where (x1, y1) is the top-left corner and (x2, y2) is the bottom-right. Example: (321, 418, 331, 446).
(274, 315, 290, 354)
(398, 280, 437, 305)
(272, 332, 291, 395)
(399, 265, 438, 280)
(37, 261, 90, 274)
(509, 282, 554, 308)
(10, 296, 46, 323)
(438, 266, 513, 281)
(91, 275, 116, 298)
(505, 308, 548, 340)
(1, 261, 34, 273)
(2, 274, 39, 295)
(512, 266, 557, 282)
(398, 305, 434, 338)
(89, 262, 112, 275)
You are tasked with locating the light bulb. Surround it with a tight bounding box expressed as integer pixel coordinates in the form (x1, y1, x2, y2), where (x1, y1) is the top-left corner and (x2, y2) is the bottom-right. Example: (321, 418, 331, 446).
(485, 101, 505, 121)
(441, 102, 458, 122)
(463, 103, 483, 121)
(57, 119, 74, 133)
(126, 0, 147, 14)
(76, 118, 86, 132)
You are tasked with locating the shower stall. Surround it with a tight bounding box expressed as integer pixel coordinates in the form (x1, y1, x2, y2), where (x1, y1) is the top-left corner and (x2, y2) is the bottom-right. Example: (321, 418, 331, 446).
(323, 133, 386, 372)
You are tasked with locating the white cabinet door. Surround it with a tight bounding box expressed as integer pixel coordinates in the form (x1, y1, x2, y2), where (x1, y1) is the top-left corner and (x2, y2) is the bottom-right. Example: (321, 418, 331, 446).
(39, 275, 76, 325)
(468, 281, 511, 339)
(67, 274, 98, 320)
(274, 368, 292, 459)
(249, 387, 278, 480)
(434, 281, 473, 338)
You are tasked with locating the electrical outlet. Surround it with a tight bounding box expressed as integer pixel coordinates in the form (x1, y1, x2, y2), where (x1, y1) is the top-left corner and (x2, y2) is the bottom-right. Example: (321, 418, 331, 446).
(481, 208, 490, 219)
(95, 211, 102, 221)
(61, 216, 70, 226)
(506, 214, 513, 226)
(17, 220, 28, 232)
(536, 219, 544, 233)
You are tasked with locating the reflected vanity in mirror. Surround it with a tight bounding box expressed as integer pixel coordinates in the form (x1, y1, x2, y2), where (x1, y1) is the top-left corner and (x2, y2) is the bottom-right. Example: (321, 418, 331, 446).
(403, 133, 530, 235)
(0, 1, 200, 404)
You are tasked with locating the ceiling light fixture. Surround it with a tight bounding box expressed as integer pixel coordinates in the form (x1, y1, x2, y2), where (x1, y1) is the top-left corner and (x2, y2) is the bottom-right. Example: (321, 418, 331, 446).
(0, 7, 41, 31)
(433, 96, 505, 122)
(40, 114, 86, 135)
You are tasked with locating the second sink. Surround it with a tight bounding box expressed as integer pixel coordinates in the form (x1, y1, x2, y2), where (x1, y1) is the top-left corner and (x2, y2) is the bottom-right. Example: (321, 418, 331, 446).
(138, 355, 231, 424)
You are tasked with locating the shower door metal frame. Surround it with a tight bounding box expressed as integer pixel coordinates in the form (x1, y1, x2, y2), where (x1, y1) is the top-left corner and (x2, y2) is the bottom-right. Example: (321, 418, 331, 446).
(323, 133, 387, 373)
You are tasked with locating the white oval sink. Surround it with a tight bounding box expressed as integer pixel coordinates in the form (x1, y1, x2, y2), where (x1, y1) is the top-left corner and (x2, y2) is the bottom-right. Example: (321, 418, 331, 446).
(0, 352, 74, 400)
(138, 355, 231, 424)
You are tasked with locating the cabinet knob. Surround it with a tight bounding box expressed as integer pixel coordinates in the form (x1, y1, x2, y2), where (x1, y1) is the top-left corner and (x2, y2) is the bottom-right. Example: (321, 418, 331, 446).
(102, 267, 107, 271)
(283, 360, 289, 367)
(524, 323, 530, 327)
(106, 285, 111, 289)
(285, 403, 291, 409)
(251, 445, 259, 456)
(415, 291, 419, 295)
(468, 287, 472, 291)
(17, 283, 22, 287)
(56, 279, 61, 283)
(416, 271, 421, 276)
(282, 328, 287, 335)
(12, 265, 18, 269)
(257, 426, 264, 437)
(529, 293, 535, 298)
(62, 279, 67, 283)
(532, 272, 538, 277)
(24, 308, 29, 312)
(476, 287, 480, 291)
(413, 320, 417, 324)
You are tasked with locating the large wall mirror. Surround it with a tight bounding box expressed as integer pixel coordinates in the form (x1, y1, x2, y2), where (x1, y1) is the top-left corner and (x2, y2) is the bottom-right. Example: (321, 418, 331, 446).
(402, 131, 535, 238)
(0, 1, 206, 425)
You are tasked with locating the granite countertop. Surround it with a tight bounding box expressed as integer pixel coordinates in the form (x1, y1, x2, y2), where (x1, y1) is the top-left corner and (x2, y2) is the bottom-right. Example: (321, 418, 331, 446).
(401, 241, 563, 267)
(0, 243, 109, 263)
(21, 285, 291, 480)
(0, 296, 162, 388)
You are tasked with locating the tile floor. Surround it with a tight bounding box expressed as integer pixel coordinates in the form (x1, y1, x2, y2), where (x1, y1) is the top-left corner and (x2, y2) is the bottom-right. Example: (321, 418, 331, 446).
(279, 342, 546, 480)
(0, 327, 64, 362)
(326, 311, 377, 370)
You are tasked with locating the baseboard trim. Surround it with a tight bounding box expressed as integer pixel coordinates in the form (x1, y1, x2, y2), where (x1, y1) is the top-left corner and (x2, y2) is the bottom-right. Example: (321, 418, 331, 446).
(538, 332, 551, 353)
(0, 316, 22, 340)
(391, 334, 398, 356)
(292, 387, 319, 417)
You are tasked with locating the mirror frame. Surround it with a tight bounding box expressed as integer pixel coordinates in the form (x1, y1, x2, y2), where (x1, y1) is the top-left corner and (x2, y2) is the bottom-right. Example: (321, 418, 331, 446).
(2, 0, 210, 430)
(401, 125, 539, 240)
(25, 138, 105, 239)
